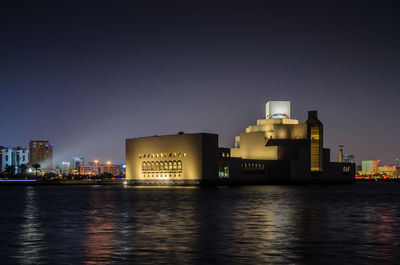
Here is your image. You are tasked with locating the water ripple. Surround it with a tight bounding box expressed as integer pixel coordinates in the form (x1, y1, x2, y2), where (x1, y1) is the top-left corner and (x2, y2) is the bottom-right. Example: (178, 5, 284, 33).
(0, 183, 400, 264)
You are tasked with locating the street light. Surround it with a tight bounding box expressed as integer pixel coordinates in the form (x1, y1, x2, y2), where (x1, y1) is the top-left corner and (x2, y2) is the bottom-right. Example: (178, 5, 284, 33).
(94, 160, 99, 175)
(107, 161, 111, 174)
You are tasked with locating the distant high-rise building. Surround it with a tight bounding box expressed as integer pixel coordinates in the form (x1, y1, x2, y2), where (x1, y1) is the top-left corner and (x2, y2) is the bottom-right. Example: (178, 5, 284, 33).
(61, 162, 71, 175)
(0, 146, 5, 172)
(0, 147, 12, 173)
(69, 157, 84, 171)
(0, 146, 29, 173)
(343, 154, 355, 164)
(29, 141, 53, 170)
(359, 160, 380, 175)
(13, 147, 29, 172)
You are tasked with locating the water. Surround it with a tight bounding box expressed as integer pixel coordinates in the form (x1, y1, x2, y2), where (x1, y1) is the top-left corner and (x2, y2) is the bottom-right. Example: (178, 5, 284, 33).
(1, 183, 400, 264)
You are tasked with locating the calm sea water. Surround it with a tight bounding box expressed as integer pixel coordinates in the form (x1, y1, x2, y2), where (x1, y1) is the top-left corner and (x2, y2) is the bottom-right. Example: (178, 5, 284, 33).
(0, 183, 400, 264)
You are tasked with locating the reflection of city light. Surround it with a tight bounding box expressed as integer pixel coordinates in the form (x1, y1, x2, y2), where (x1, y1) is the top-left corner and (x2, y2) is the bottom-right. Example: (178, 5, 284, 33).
(18, 187, 41, 264)
(83, 191, 117, 263)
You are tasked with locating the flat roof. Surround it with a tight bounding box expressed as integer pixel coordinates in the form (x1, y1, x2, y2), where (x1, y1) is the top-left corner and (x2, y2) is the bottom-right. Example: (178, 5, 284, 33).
(126, 132, 218, 140)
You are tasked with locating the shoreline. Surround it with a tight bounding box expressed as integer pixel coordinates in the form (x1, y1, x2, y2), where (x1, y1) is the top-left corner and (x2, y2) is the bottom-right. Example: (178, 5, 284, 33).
(0, 180, 124, 186)
(1, 179, 399, 186)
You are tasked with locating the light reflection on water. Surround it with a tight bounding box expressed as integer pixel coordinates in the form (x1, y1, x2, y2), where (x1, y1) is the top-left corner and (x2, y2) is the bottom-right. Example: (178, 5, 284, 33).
(83, 188, 118, 264)
(0, 183, 400, 264)
(18, 186, 42, 265)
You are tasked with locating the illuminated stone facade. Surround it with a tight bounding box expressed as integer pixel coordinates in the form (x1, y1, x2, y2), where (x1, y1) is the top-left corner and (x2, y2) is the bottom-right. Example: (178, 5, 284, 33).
(126, 101, 355, 185)
(126, 133, 219, 185)
(231, 118, 307, 160)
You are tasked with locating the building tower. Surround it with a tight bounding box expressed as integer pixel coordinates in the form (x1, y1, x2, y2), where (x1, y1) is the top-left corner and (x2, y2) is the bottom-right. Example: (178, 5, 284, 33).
(306, 111, 323, 173)
(265, 101, 291, 119)
(29, 141, 53, 170)
(69, 157, 84, 172)
(338, 145, 344, 163)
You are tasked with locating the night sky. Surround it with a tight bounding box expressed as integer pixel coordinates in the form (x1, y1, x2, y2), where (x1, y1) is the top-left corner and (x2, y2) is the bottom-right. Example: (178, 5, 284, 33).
(1, 1, 399, 165)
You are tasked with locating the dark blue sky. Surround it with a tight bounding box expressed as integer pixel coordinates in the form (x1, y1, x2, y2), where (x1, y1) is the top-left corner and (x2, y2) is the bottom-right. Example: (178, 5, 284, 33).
(1, 0, 399, 165)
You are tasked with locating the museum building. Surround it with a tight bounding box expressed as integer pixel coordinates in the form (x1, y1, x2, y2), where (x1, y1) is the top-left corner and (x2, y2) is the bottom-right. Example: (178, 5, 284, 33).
(126, 101, 355, 185)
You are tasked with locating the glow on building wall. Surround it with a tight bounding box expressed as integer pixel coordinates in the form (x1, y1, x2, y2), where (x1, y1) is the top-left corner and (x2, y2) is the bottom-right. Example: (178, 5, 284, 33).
(310, 126, 321, 172)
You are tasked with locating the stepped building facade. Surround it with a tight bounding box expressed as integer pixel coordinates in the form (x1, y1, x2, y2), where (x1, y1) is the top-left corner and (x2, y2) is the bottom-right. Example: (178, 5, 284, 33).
(126, 101, 355, 185)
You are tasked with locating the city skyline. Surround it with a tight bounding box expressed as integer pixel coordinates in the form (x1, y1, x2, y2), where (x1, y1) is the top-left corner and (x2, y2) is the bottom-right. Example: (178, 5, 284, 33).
(1, 1, 399, 165)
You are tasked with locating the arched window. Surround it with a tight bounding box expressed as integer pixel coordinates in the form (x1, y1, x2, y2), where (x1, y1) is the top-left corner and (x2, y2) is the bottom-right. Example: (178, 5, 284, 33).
(142, 161, 147, 171)
(178, 161, 182, 170)
(178, 152, 181, 157)
(164, 161, 168, 171)
(173, 161, 177, 170)
(161, 153, 164, 158)
(173, 152, 177, 157)
(183, 152, 187, 157)
(227, 153, 230, 157)
(169, 153, 172, 157)
(146, 162, 151, 171)
(155, 162, 159, 171)
(168, 161, 173, 170)
(160, 162, 164, 170)
(222, 152, 225, 157)
(151, 162, 155, 171)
